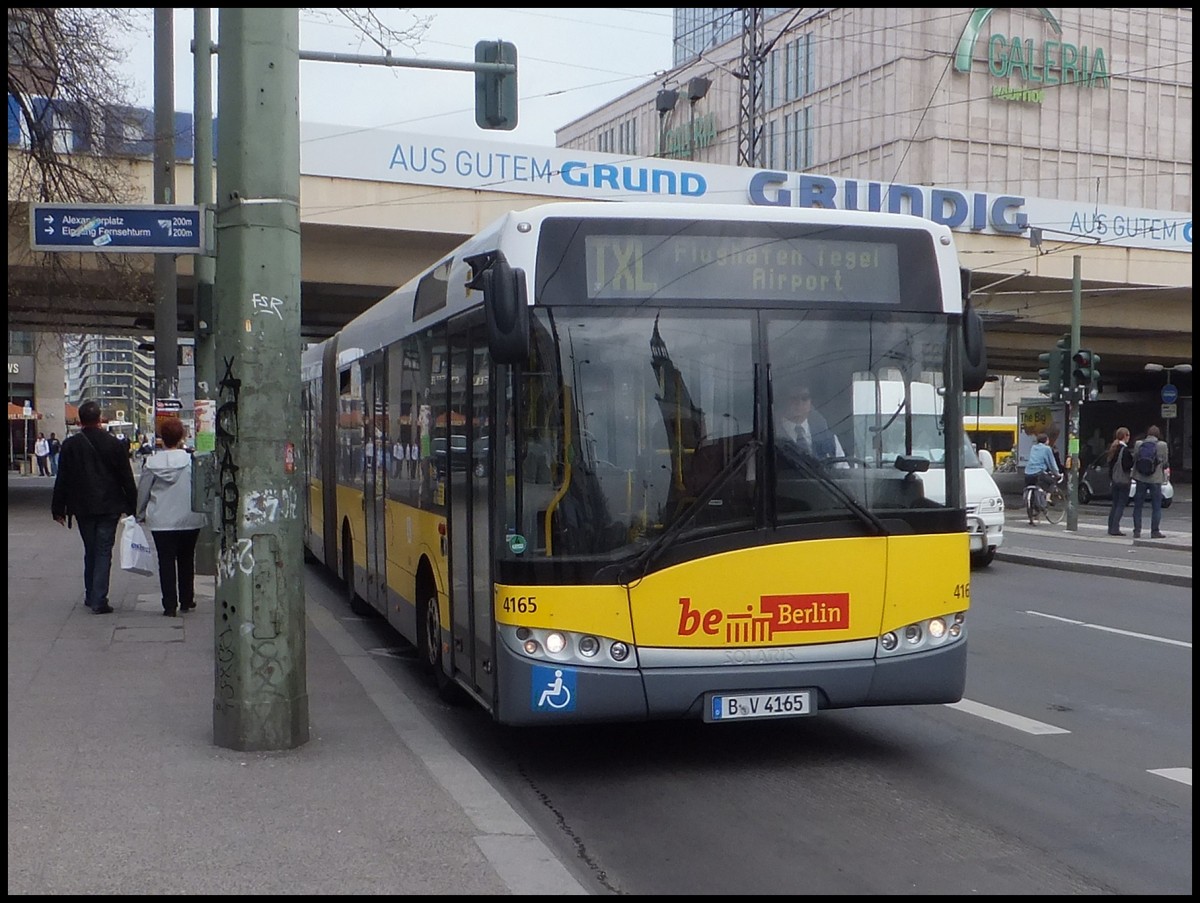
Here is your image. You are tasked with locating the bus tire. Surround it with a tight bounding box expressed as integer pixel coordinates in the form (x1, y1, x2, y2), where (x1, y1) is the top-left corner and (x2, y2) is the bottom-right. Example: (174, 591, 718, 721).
(417, 577, 461, 703)
(342, 523, 373, 617)
(971, 547, 995, 568)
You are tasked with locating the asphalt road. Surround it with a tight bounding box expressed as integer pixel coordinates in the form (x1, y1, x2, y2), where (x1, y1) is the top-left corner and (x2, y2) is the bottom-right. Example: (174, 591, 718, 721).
(311, 555, 1192, 895)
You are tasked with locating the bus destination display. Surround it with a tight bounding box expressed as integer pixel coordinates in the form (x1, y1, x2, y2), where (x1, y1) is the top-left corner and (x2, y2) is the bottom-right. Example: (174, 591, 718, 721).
(585, 234, 903, 304)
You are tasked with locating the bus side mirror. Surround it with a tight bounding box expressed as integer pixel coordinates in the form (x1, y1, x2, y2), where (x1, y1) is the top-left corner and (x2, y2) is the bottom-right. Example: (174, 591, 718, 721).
(961, 299, 988, 392)
(483, 255, 529, 365)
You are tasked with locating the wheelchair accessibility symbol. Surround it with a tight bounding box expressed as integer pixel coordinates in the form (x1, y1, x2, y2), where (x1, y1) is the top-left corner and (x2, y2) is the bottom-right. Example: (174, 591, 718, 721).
(531, 665, 577, 713)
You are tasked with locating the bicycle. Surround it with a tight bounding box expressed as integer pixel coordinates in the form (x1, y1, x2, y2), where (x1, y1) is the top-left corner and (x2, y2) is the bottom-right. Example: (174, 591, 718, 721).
(1024, 472, 1066, 525)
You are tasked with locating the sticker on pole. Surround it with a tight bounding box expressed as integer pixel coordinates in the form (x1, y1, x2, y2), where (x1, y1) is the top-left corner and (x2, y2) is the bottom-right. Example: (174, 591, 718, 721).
(284, 442, 295, 473)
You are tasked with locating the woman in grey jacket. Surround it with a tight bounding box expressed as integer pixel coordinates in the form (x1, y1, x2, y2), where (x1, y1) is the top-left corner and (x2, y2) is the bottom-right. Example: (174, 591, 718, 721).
(136, 418, 208, 616)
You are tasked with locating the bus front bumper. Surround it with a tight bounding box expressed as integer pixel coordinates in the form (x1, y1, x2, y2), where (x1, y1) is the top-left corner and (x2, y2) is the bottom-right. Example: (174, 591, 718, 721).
(494, 637, 968, 726)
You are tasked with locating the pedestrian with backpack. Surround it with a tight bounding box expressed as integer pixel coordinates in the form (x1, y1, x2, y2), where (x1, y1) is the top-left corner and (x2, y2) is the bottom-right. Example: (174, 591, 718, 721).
(1105, 426, 1134, 536)
(1130, 425, 1169, 539)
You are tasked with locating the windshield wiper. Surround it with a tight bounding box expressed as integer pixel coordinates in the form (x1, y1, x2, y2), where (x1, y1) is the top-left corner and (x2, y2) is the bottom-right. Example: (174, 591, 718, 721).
(617, 439, 760, 586)
(871, 396, 907, 434)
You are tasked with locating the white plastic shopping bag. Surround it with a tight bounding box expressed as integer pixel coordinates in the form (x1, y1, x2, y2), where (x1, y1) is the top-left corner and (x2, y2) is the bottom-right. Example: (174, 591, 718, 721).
(119, 515, 157, 576)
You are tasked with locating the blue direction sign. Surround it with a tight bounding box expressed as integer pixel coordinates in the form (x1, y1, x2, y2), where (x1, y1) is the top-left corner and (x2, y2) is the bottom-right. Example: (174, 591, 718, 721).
(1161, 384, 1179, 404)
(30, 203, 206, 254)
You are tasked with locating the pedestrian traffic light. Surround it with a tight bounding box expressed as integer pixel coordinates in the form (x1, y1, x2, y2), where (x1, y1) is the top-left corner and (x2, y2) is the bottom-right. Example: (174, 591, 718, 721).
(1072, 349, 1100, 395)
(475, 40, 518, 130)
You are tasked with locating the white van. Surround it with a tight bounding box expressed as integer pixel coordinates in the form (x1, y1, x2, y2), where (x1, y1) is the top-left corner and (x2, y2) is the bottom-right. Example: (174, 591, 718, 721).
(852, 380, 1004, 568)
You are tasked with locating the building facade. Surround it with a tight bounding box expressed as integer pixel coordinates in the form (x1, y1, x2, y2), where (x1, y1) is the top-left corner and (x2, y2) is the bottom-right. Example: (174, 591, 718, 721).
(63, 334, 194, 436)
(64, 335, 147, 427)
(8, 331, 59, 470)
(558, 7, 1192, 213)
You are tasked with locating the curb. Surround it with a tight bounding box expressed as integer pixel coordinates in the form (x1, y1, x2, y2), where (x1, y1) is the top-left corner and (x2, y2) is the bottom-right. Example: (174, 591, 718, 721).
(994, 549, 1192, 588)
(1131, 537, 1191, 553)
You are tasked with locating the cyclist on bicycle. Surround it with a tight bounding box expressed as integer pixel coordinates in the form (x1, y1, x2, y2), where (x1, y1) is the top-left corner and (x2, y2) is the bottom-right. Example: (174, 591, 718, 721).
(1024, 432, 1062, 498)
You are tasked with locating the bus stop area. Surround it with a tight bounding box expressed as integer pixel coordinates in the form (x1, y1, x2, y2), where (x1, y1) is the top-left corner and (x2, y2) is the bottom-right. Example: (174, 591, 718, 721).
(7, 472, 1189, 893)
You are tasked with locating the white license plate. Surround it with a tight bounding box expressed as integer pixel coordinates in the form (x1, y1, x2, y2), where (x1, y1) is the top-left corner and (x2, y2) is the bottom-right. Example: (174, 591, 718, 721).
(705, 689, 815, 722)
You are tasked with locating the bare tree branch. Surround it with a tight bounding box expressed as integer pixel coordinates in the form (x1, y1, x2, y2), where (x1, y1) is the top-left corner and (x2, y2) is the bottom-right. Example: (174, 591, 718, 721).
(303, 8, 433, 55)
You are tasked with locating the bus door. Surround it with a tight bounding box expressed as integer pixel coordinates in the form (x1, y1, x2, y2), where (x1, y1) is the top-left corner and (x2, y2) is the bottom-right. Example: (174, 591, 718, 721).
(446, 318, 494, 700)
(362, 354, 388, 613)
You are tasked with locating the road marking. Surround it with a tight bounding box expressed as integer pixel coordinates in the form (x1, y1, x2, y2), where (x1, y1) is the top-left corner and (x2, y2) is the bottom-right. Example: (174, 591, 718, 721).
(1147, 768, 1192, 786)
(1026, 610, 1192, 648)
(945, 698, 1070, 734)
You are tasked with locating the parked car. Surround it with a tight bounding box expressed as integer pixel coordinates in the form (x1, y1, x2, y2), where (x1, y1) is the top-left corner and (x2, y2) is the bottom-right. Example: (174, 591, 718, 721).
(1078, 457, 1173, 507)
(432, 435, 469, 475)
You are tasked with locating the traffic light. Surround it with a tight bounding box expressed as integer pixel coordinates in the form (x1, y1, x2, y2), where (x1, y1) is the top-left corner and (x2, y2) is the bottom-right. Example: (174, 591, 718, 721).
(1037, 350, 1063, 400)
(475, 40, 518, 130)
(1072, 349, 1100, 396)
(1037, 334, 1070, 401)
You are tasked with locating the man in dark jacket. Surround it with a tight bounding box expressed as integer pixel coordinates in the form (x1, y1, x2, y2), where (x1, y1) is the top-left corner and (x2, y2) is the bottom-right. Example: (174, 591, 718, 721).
(51, 400, 138, 614)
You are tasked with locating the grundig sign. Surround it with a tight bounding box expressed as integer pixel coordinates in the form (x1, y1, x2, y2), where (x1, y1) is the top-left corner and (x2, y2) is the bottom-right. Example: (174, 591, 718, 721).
(953, 8, 1109, 89)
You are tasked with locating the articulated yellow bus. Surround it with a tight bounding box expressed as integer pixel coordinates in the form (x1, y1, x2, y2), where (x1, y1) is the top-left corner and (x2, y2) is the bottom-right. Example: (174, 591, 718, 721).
(301, 201, 988, 725)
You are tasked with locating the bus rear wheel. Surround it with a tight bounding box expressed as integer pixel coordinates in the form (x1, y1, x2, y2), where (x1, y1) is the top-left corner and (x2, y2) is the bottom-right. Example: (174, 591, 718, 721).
(342, 524, 372, 617)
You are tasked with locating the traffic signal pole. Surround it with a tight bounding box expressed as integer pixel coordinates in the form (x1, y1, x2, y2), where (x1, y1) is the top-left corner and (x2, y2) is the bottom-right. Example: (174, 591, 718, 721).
(153, 10, 178, 410)
(191, 8, 216, 577)
(1066, 255, 1082, 532)
(211, 8, 309, 750)
(200, 16, 515, 750)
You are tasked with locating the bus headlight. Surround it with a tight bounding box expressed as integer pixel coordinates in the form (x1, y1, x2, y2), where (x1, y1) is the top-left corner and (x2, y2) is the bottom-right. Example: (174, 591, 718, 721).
(498, 625, 638, 668)
(877, 613, 966, 657)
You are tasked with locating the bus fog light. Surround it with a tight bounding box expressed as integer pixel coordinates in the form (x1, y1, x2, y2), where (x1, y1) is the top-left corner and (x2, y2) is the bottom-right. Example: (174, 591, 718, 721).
(545, 632, 567, 654)
(880, 632, 898, 651)
(516, 627, 532, 641)
(610, 641, 629, 662)
(904, 625, 922, 644)
(949, 623, 962, 638)
(928, 618, 947, 639)
(522, 639, 540, 655)
(578, 635, 600, 657)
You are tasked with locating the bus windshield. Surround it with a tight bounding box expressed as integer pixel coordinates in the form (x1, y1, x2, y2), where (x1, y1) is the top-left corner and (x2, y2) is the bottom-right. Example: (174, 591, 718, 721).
(505, 307, 956, 559)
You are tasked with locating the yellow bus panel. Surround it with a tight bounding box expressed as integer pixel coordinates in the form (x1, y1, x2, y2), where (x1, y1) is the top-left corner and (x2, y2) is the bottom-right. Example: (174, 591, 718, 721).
(625, 537, 888, 648)
(494, 584, 635, 642)
(881, 533, 971, 633)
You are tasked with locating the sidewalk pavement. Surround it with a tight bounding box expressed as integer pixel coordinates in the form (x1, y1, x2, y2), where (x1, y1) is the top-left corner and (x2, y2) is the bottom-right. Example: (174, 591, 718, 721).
(993, 481, 1192, 587)
(7, 475, 587, 895)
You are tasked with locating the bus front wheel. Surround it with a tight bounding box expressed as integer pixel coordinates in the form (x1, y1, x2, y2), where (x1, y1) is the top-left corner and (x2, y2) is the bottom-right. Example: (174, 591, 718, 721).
(971, 547, 995, 568)
(418, 582, 460, 702)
